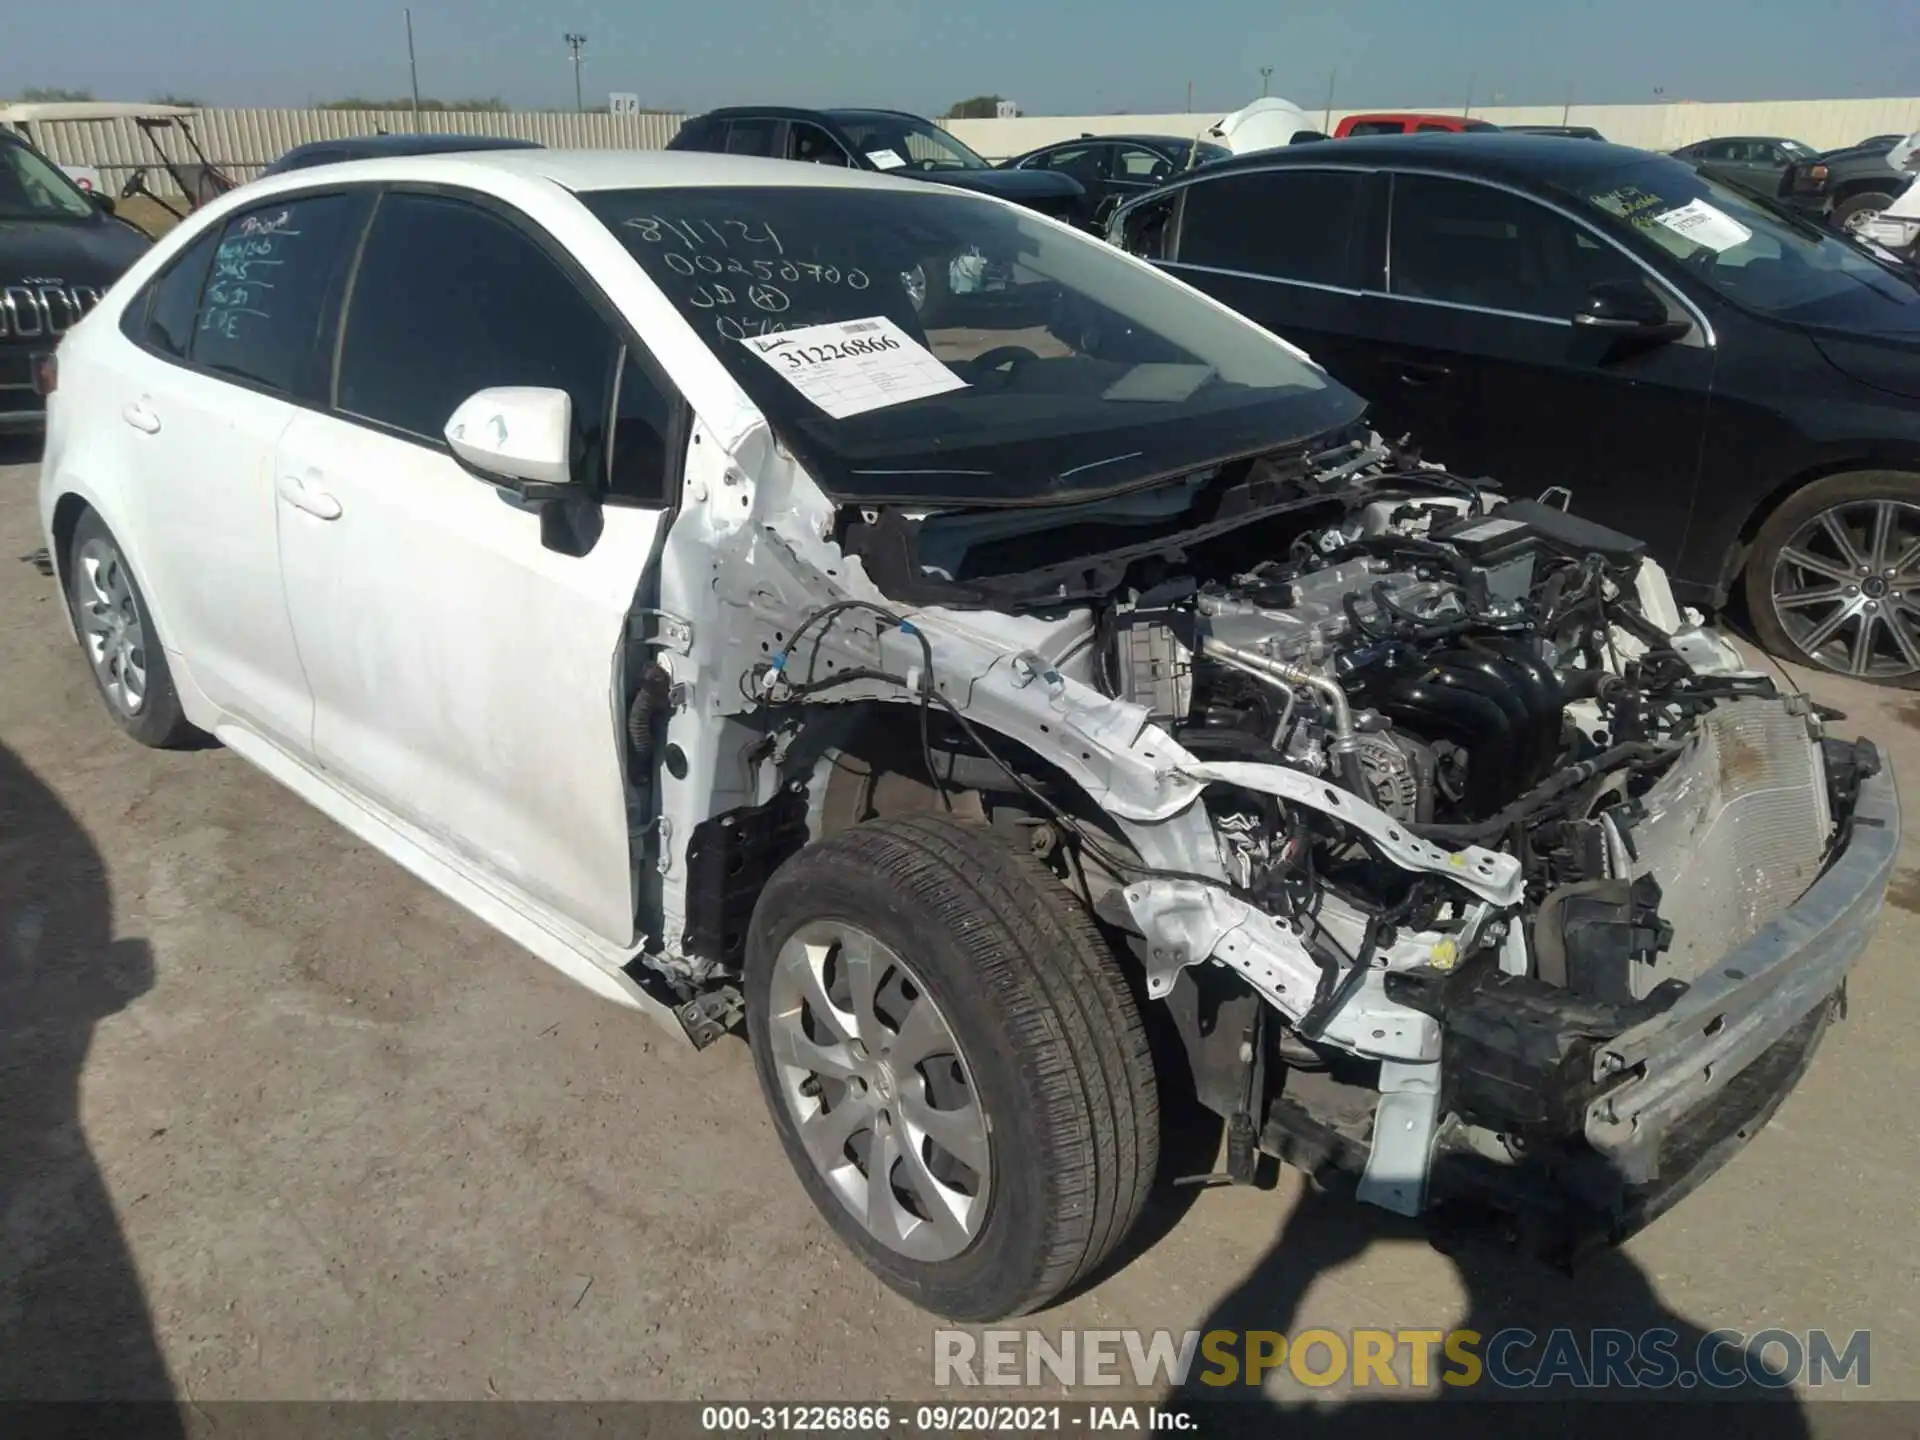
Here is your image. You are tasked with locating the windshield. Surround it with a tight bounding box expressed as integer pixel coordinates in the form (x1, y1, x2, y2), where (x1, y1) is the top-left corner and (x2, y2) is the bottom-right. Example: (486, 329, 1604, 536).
(1580, 159, 1919, 325)
(587, 185, 1357, 505)
(828, 114, 991, 173)
(0, 138, 95, 220)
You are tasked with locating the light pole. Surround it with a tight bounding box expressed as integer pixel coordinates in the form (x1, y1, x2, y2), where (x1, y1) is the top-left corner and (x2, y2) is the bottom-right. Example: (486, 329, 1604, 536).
(1259, 65, 1274, 97)
(404, 7, 421, 125)
(564, 31, 588, 113)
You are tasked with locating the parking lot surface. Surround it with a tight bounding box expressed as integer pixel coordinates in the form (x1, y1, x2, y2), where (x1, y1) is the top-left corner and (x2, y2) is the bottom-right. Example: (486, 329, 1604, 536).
(5, 446, 1920, 1414)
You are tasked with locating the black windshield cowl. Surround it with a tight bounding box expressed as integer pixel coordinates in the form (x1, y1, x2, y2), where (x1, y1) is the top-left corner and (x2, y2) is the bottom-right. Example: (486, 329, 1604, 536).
(842, 433, 1372, 610)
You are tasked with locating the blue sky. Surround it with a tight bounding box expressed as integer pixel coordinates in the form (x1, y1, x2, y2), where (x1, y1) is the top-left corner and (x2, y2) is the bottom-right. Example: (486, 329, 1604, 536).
(5, 0, 1917, 114)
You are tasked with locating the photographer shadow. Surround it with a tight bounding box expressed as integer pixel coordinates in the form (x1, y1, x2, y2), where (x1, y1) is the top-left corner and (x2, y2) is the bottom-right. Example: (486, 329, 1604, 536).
(0, 741, 179, 1410)
(1171, 1181, 1812, 1439)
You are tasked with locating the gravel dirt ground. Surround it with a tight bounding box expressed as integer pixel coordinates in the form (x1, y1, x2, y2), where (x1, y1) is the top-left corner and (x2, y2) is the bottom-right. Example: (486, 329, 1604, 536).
(4, 441, 1919, 1420)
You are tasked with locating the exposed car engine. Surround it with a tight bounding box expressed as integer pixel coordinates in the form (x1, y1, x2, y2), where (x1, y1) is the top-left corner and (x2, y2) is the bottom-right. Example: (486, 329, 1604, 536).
(676, 430, 1885, 1249)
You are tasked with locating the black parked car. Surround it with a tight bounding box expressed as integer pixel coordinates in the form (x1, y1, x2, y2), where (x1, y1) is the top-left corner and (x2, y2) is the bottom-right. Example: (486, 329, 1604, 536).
(1778, 135, 1914, 235)
(998, 133, 1230, 229)
(1669, 135, 1821, 194)
(666, 107, 1084, 222)
(0, 129, 150, 434)
(262, 133, 543, 177)
(1109, 132, 1920, 679)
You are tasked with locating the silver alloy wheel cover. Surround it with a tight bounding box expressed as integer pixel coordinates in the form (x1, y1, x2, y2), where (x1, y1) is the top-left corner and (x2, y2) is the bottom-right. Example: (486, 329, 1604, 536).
(767, 920, 992, 1262)
(76, 536, 149, 715)
(1842, 204, 1885, 236)
(1771, 498, 1920, 678)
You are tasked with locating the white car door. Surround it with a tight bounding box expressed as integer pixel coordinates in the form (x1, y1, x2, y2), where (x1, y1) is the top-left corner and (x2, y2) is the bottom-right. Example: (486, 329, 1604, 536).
(105, 190, 368, 749)
(272, 188, 680, 946)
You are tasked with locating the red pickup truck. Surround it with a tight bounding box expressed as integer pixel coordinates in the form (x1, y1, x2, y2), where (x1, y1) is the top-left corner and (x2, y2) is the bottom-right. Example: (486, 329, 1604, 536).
(1334, 112, 1499, 137)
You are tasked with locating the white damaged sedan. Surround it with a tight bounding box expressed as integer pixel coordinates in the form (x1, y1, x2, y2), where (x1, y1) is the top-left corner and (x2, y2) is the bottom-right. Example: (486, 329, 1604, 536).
(40, 149, 1898, 1320)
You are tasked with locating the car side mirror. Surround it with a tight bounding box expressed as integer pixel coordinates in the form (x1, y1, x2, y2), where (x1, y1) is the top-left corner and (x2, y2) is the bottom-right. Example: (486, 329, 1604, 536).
(444, 386, 581, 500)
(1573, 280, 1690, 341)
(87, 190, 117, 215)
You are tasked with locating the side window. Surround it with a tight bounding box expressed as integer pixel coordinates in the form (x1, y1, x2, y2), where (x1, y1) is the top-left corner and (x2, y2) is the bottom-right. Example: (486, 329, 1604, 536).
(1176, 169, 1363, 286)
(1113, 146, 1174, 185)
(724, 119, 779, 157)
(336, 193, 618, 485)
(1388, 174, 1644, 318)
(1415, 122, 1453, 133)
(1113, 192, 1178, 258)
(607, 348, 672, 503)
(1035, 144, 1107, 187)
(188, 193, 361, 395)
(788, 123, 850, 167)
(124, 229, 217, 358)
(1346, 120, 1404, 137)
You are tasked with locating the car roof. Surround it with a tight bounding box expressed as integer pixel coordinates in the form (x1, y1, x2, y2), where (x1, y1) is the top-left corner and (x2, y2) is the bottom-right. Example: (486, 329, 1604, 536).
(227, 147, 959, 199)
(1029, 134, 1207, 149)
(686, 106, 934, 127)
(281, 133, 543, 158)
(1200, 130, 1655, 186)
(1343, 112, 1478, 124)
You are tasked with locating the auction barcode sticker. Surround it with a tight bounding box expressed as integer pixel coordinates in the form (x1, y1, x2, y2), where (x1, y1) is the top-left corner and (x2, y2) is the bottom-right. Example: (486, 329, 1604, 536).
(740, 316, 968, 419)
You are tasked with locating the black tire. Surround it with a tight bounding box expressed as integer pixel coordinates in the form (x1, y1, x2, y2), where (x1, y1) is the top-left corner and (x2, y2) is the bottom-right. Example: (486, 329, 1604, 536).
(1744, 469, 1920, 679)
(746, 814, 1158, 1320)
(66, 510, 199, 748)
(1833, 190, 1895, 232)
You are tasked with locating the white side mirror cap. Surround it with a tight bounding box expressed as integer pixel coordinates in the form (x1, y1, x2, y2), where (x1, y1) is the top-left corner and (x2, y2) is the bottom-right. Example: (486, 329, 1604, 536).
(444, 386, 573, 489)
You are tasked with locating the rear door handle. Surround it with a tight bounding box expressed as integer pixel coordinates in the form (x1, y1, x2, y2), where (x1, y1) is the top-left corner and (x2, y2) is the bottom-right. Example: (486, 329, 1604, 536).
(121, 400, 161, 434)
(1390, 361, 1452, 387)
(277, 471, 343, 521)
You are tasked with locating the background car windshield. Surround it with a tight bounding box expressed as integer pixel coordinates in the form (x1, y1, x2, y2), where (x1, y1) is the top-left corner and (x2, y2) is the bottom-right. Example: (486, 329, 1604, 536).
(587, 185, 1353, 504)
(0, 140, 94, 220)
(831, 116, 990, 172)
(1581, 160, 1919, 323)
(1176, 140, 1233, 168)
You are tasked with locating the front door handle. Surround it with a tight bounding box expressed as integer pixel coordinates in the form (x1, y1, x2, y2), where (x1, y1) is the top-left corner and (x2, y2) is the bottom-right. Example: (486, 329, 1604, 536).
(121, 400, 161, 434)
(277, 472, 343, 521)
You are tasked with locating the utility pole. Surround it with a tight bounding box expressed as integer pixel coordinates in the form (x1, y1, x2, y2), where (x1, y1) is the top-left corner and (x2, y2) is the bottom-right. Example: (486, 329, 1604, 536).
(404, 8, 421, 126)
(1322, 67, 1336, 131)
(1462, 72, 1476, 117)
(1259, 65, 1274, 97)
(564, 31, 588, 113)
(1186, 78, 1193, 113)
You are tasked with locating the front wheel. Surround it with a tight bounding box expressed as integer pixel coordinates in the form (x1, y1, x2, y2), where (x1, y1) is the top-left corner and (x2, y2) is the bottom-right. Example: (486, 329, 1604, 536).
(1745, 470, 1920, 680)
(746, 814, 1158, 1320)
(1835, 190, 1896, 235)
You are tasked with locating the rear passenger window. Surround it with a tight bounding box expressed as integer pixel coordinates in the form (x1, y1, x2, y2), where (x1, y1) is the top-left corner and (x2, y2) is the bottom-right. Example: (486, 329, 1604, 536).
(126, 230, 217, 358)
(724, 119, 779, 157)
(336, 193, 619, 473)
(1175, 169, 1363, 286)
(188, 194, 360, 395)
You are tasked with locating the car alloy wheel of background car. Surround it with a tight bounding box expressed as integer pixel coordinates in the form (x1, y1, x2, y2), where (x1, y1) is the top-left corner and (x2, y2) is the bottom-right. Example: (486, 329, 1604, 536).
(745, 815, 1158, 1321)
(1752, 479, 1920, 678)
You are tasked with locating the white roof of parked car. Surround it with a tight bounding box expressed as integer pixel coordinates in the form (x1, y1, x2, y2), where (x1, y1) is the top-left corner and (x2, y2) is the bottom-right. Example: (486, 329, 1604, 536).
(247, 148, 940, 197)
(0, 101, 200, 123)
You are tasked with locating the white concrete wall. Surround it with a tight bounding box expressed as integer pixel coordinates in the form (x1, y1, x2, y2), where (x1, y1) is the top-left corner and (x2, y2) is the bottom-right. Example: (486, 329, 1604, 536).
(944, 96, 1920, 159)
